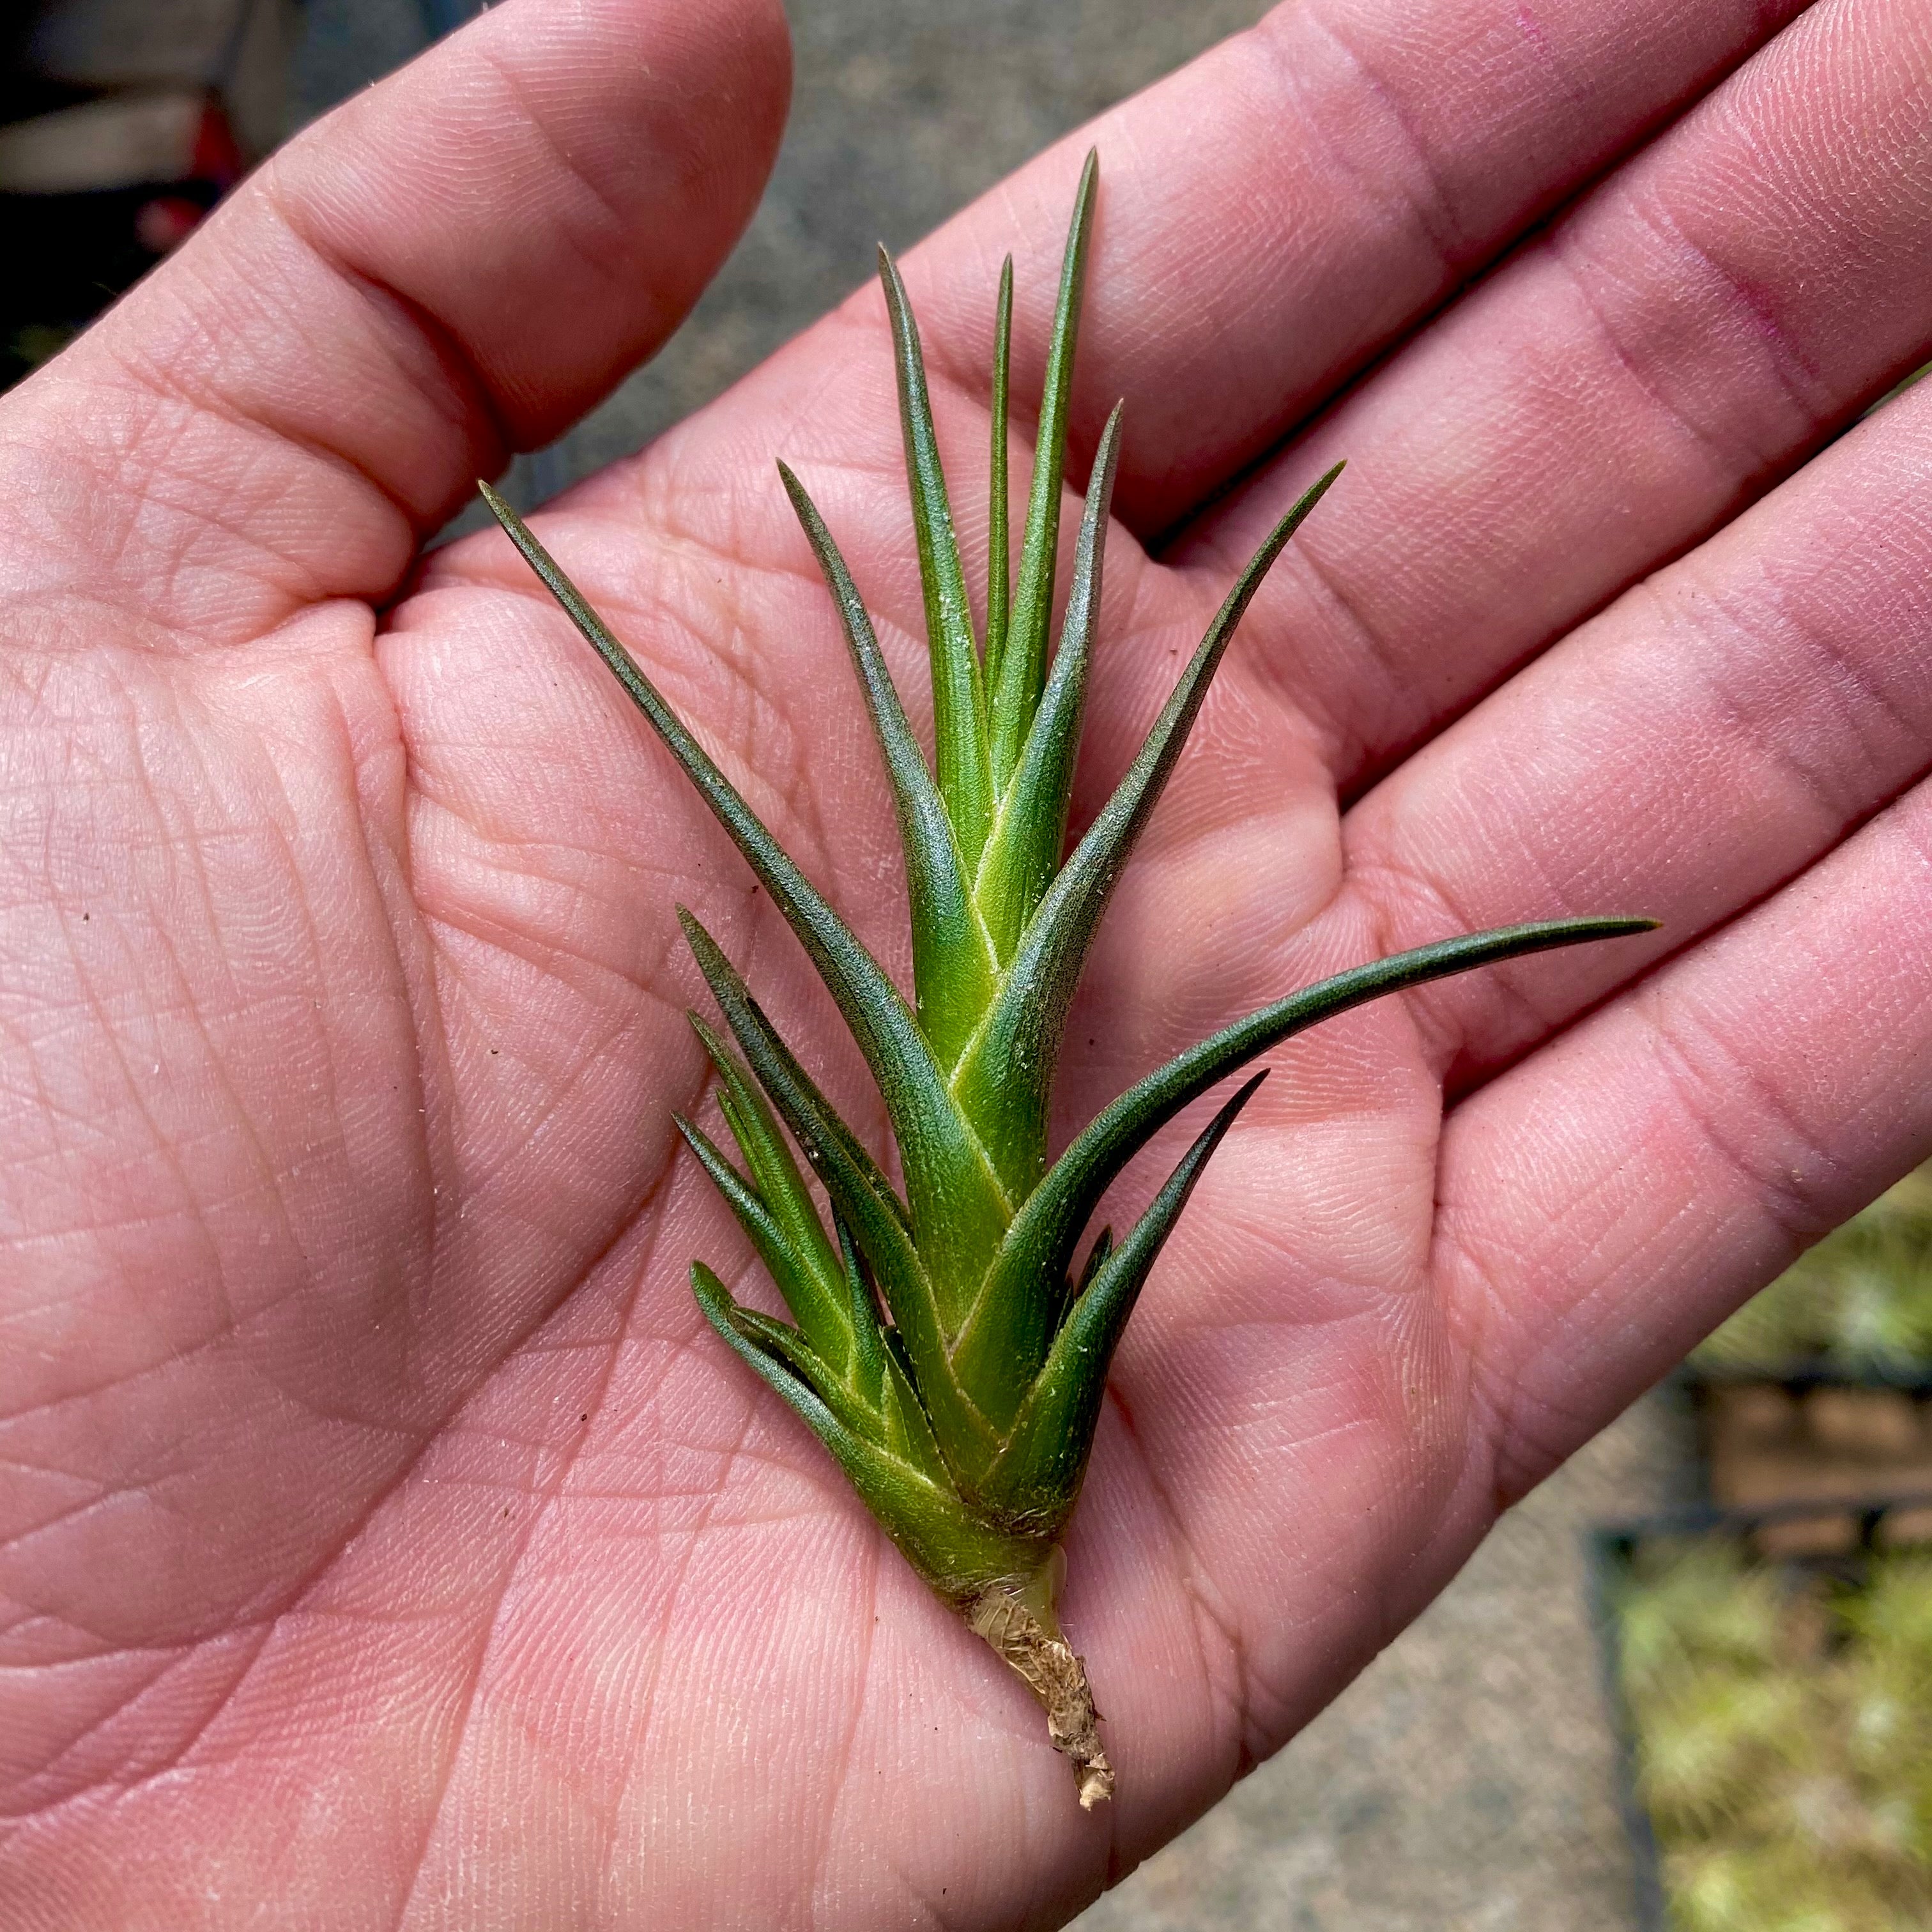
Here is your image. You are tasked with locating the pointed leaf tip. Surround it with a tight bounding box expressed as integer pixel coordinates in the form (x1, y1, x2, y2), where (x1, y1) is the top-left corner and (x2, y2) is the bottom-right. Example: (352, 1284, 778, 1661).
(993, 147, 1101, 786)
(776, 457, 995, 1070)
(879, 242, 995, 867)
(992, 912, 1654, 1316)
(985, 253, 1015, 691)
(477, 494, 949, 1191)
(975, 396, 1126, 971)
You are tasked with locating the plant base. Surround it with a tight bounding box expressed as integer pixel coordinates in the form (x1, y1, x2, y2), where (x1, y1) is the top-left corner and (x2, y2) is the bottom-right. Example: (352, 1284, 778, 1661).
(963, 1552, 1113, 1807)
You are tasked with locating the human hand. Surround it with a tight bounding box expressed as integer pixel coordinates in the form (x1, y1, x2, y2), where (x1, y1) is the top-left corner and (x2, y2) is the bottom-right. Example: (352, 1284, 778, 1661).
(3, 0, 1928, 1925)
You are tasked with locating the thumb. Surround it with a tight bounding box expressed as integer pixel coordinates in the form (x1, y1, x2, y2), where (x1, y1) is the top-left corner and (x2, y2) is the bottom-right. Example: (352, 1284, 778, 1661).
(0, 0, 790, 639)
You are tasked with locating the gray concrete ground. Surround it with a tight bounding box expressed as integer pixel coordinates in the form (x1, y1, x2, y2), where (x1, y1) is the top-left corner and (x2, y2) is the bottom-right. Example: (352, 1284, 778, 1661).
(286, 4, 1687, 1926)
(1076, 1393, 1698, 1932)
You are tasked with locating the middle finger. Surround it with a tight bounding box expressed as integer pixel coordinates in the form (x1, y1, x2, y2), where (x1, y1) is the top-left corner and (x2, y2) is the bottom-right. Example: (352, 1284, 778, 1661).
(1178, 0, 1931, 799)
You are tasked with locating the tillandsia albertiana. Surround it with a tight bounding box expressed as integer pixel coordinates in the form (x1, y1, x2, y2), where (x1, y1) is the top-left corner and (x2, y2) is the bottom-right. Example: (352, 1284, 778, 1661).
(481, 154, 1652, 1807)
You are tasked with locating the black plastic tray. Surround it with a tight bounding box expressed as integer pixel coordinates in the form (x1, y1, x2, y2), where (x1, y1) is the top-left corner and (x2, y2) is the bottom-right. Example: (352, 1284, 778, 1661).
(1682, 1356, 1932, 1394)
(1584, 1492, 1932, 1931)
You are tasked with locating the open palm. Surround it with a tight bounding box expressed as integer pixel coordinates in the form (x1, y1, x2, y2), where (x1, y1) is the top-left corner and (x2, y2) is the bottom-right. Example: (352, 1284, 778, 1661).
(4, 0, 1930, 1924)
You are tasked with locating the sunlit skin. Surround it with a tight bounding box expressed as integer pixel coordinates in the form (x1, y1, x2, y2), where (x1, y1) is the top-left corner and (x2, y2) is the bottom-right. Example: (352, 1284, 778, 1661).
(2, 0, 1930, 1924)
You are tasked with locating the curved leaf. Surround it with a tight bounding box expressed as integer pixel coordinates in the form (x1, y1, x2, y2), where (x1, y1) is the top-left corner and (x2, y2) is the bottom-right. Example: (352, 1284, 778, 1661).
(970, 1074, 1268, 1531)
(985, 915, 1659, 1321)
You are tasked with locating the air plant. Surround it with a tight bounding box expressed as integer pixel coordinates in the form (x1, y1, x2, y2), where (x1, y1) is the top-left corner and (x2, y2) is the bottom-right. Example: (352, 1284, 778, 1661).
(1616, 1540, 1932, 1927)
(481, 156, 1649, 1804)
(1618, 1542, 1788, 1698)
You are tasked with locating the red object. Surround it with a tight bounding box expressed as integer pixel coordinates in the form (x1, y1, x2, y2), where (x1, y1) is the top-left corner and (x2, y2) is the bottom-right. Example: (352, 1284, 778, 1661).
(135, 195, 206, 254)
(190, 98, 245, 191)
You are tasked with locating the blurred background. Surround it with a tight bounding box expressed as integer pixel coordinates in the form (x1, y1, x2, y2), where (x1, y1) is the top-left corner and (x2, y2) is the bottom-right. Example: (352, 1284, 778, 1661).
(8, 6, 1927, 1929)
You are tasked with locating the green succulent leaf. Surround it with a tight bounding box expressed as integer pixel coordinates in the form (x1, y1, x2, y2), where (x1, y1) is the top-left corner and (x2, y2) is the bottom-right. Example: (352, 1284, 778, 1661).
(678, 910, 907, 1231)
(778, 463, 997, 1069)
(673, 1110, 849, 1377)
(981, 914, 1657, 1340)
(834, 1213, 954, 1472)
(949, 458, 1345, 1200)
(479, 484, 1012, 1319)
(992, 148, 1098, 790)
(1075, 1226, 1113, 1298)
(677, 912, 935, 1338)
(677, 907, 1013, 1482)
(477, 482, 916, 1085)
(972, 1072, 1269, 1534)
(832, 1211, 889, 1411)
(691, 1263, 1035, 1598)
(878, 247, 994, 868)
(974, 399, 1124, 964)
(985, 254, 1015, 690)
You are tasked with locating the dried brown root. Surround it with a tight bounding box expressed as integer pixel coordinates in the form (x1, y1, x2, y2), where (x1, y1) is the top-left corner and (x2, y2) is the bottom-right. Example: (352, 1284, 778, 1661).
(964, 1552, 1114, 1808)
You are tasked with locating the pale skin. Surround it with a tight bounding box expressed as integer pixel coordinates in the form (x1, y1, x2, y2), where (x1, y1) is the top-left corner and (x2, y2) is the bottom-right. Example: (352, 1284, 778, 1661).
(2, 0, 1929, 1921)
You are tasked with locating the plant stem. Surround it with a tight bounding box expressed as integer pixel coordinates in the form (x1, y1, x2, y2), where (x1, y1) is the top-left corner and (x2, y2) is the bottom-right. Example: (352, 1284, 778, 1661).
(963, 1546, 1113, 1807)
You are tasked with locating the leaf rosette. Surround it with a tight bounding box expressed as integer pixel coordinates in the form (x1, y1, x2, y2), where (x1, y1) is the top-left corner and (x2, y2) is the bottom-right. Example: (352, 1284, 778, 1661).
(484, 155, 1650, 1805)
